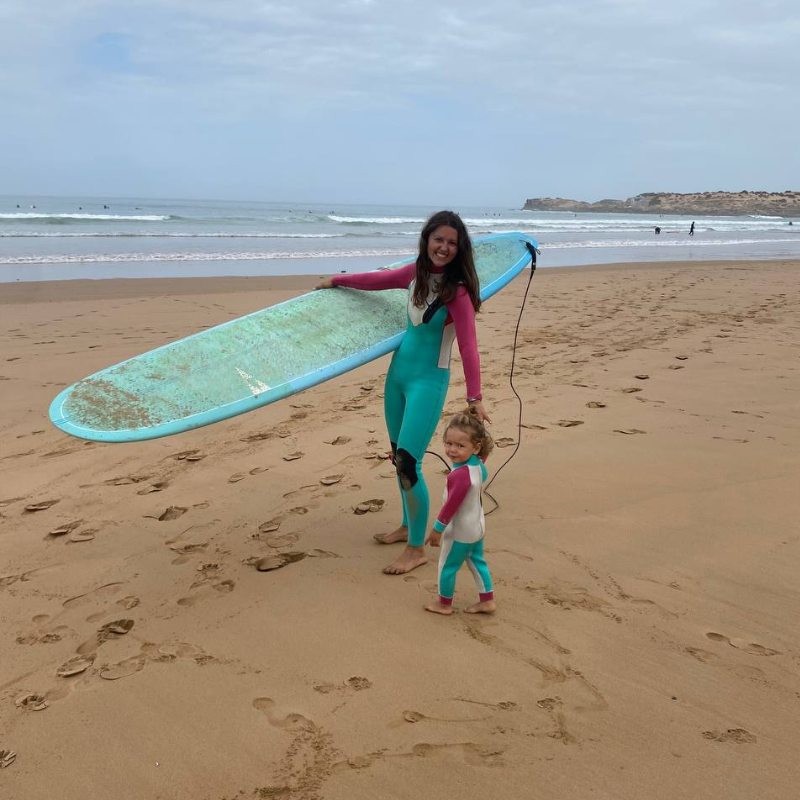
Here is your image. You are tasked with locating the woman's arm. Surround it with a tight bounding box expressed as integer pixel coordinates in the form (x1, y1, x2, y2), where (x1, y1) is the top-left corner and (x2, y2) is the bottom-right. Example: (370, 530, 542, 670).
(316, 262, 416, 291)
(448, 288, 490, 422)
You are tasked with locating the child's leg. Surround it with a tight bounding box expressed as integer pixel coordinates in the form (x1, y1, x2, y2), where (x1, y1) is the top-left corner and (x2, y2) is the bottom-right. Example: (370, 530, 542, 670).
(425, 539, 469, 615)
(464, 539, 496, 614)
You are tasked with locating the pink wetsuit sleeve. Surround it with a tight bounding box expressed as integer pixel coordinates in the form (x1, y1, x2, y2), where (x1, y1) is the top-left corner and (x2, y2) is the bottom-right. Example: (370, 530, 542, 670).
(435, 467, 472, 529)
(447, 287, 481, 400)
(330, 262, 415, 291)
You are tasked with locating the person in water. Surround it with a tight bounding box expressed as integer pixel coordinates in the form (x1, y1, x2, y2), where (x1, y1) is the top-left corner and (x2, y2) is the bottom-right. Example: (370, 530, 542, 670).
(425, 411, 495, 615)
(316, 210, 489, 575)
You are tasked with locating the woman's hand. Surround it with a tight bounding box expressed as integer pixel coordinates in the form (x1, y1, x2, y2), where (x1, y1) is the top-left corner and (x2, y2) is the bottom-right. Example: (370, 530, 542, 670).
(469, 400, 491, 424)
(426, 530, 441, 548)
(315, 277, 335, 289)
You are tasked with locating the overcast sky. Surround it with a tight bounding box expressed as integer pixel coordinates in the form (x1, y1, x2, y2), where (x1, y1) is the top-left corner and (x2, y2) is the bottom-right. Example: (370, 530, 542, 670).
(1, 1, 798, 206)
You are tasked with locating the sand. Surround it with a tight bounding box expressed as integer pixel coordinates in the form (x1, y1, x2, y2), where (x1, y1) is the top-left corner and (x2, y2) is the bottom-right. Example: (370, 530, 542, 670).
(1, 260, 799, 800)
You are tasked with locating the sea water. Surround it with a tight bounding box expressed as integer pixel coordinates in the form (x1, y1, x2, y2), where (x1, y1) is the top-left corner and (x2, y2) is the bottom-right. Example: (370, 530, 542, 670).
(1, 195, 798, 282)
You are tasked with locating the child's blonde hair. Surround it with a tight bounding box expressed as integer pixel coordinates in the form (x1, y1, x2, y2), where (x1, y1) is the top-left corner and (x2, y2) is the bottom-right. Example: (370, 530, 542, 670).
(444, 409, 494, 461)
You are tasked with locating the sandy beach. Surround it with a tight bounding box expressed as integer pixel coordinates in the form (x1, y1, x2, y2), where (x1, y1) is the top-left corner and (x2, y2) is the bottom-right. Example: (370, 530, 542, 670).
(2, 260, 799, 800)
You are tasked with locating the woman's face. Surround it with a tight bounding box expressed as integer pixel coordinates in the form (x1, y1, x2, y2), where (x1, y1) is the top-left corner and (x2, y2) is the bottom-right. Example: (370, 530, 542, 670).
(426, 225, 458, 270)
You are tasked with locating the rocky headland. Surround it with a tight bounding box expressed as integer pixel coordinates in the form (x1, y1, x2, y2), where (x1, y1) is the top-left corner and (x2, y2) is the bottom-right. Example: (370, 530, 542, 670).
(523, 190, 800, 217)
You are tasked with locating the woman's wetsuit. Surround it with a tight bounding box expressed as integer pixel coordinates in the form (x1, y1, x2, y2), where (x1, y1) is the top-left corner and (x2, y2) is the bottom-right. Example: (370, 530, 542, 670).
(331, 263, 481, 547)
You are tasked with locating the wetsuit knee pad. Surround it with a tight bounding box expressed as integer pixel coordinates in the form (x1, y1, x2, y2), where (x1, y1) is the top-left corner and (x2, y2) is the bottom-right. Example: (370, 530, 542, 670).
(394, 448, 419, 490)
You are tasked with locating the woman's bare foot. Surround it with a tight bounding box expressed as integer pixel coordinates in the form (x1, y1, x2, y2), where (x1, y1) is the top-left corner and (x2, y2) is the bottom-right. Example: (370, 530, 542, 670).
(382, 545, 427, 575)
(464, 599, 496, 614)
(373, 525, 408, 545)
(424, 601, 454, 615)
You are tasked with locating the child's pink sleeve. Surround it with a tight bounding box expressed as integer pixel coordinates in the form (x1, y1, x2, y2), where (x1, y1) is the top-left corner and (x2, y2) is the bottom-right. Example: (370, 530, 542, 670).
(447, 287, 481, 400)
(432, 467, 471, 532)
(331, 262, 415, 291)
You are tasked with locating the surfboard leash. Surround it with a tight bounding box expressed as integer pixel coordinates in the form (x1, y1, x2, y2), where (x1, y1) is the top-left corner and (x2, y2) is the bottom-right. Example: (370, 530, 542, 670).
(483, 240, 538, 515)
(424, 240, 539, 515)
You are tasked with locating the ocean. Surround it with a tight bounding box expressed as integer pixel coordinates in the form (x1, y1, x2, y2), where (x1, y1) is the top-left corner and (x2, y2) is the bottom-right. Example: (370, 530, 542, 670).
(1, 195, 798, 283)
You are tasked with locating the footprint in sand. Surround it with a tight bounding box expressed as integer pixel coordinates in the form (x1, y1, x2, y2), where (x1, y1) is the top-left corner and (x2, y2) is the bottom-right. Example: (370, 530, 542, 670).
(706, 632, 780, 656)
(23, 499, 60, 513)
(68, 528, 97, 543)
(46, 519, 83, 539)
(614, 428, 647, 435)
(251, 552, 308, 572)
(354, 498, 384, 515)
(253, 697, 337, 794)
(313, 676, 373, 695)
(253, 697, 315, 732)
(15, 693, 49, 711)
(76, 618, 135, 655)
(398, 707, 490, 725)
(152, 506, 188, 521)
(171, 449, 205, 462)
(99, 655, 147, 681)
(56, 654, 95, 677)
(137, 481, 169, 495)
(702, 728, 756, 744)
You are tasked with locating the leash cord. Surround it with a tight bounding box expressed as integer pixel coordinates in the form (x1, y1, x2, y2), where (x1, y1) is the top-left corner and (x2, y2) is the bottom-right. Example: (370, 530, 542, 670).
(426, 241, 538, 515)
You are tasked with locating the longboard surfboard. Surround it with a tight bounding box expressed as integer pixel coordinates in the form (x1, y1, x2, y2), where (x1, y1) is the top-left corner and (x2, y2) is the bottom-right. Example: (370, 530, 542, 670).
(49, 232, 538, 442)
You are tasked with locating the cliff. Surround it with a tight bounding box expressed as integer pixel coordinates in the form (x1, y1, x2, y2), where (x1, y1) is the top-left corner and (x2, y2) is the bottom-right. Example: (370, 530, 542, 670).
(522, 191, 800, 217)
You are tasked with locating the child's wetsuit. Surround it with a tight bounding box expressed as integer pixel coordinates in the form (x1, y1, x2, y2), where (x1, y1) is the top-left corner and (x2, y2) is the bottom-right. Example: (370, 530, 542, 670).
(432, 454, 493, 606)
(331, 263, 481, 548)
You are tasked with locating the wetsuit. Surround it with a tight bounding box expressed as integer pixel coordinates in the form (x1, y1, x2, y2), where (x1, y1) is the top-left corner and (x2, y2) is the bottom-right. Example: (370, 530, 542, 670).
(331, 263, 481, 548)
(432, 454, 493, 606)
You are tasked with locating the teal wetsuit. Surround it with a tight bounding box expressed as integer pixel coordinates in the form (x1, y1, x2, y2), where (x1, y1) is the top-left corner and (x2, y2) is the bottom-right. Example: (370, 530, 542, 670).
(331, 263, 482, 547)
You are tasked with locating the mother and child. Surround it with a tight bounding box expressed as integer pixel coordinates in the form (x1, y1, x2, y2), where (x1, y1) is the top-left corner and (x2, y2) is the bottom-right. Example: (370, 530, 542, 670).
(316, 210, 496, 613)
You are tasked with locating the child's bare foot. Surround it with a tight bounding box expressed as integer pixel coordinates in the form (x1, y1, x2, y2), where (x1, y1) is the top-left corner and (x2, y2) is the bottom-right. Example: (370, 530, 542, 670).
(373, 525, 408, 545)
(425, 601, 454, 615)
(382, 546, 427, 575)
(464, 599, 496, 614)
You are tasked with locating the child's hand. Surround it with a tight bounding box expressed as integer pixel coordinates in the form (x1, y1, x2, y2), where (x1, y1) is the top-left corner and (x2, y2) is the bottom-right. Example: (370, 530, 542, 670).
(315, 277, 335, 289)
(426, 530, 441, 548)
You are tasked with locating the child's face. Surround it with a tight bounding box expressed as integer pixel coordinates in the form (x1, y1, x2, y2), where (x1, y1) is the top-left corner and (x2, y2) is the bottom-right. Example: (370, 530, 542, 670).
(444, 426, 481, 463)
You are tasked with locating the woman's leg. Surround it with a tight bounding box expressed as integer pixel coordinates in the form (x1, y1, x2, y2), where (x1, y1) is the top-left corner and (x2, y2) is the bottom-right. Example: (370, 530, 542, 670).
(374, 365, 410, 543)
(383, 370, 449, 574)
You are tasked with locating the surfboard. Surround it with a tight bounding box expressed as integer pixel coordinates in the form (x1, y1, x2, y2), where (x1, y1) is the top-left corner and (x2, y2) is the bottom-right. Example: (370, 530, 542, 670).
(49, 232, 538, 442)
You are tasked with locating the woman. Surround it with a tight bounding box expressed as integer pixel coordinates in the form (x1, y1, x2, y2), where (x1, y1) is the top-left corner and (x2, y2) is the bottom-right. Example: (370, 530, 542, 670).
(317, 210, 489, 575)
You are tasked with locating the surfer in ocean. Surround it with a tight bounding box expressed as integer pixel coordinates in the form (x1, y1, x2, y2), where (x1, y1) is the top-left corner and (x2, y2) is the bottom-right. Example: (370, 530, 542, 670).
(316, 210, 489, 575)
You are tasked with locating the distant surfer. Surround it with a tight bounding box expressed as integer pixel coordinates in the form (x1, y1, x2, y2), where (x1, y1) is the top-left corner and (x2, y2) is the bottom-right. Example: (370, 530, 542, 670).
(316, 211, 488, 575)
(425, 412, 496, 616)
(654, 226, 661, 235)
(689, 221, 695, 236)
